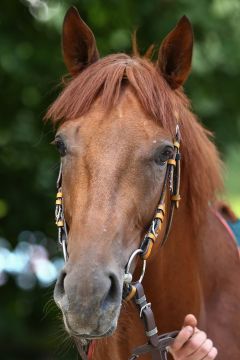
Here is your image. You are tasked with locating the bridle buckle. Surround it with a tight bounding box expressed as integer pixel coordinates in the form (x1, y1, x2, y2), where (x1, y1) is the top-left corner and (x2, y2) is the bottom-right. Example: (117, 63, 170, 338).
(140, 302, 152, 318)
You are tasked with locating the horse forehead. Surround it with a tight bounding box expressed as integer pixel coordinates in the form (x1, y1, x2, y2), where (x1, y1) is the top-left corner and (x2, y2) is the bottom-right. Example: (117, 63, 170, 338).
(82, 90, 164, 142)
(59, 89, 167, 151)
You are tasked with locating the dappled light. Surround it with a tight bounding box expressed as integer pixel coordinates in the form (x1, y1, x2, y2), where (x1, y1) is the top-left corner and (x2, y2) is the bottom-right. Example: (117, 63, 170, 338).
(0, 233, 63, 289)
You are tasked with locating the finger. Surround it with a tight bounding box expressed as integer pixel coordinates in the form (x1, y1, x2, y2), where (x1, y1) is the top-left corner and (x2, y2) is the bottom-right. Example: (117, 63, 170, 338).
(183, 314, 197, 329)
(169, 326, 194, 352)
(172, 330, 207, 358)
(186, 339, 213, 360)
(204, 347, 218, 359)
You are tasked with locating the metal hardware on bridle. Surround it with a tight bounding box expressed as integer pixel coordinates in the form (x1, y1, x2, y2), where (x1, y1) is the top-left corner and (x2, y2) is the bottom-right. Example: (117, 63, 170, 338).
(55, 162, 68, 262)
(124, 249, 146, 285)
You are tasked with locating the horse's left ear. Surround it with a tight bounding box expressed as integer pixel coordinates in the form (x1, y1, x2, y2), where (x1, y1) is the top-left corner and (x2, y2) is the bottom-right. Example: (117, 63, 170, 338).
(157, 16, 193, 89)
(62, 6, 99, 76)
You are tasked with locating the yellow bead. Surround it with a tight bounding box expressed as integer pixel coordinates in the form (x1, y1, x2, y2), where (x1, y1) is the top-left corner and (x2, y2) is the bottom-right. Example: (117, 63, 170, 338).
(125, 285, 136, 302)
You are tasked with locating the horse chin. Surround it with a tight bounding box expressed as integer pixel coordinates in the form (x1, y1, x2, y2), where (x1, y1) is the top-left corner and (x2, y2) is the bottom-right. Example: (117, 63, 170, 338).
(62, 308, 119, 340)
(73, 324, 116, 340)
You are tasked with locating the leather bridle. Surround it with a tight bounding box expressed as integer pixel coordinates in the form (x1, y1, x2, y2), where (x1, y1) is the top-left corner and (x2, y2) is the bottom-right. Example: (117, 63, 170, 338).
(54, 125, 181, 360)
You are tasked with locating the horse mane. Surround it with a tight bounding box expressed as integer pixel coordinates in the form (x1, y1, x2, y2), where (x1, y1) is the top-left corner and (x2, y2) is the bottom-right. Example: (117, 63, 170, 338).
(46, 53, 223, 226)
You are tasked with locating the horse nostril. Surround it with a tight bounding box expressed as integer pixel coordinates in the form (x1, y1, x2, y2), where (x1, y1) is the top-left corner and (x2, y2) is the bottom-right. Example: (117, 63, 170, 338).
(54, 270, 67, 303)
(101, 273, 120, 310)
(109, 274, 118, 300)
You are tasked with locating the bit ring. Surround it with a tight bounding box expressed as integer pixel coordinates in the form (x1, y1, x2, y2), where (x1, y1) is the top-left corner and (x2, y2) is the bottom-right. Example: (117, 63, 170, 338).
(124, 249, 146, 284)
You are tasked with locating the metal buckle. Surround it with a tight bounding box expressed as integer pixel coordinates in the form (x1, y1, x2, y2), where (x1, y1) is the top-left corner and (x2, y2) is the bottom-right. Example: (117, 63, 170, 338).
(140, 302, 151, 318)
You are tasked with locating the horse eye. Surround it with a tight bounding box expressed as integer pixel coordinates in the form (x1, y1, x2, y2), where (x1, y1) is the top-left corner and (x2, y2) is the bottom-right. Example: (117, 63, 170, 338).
(154, 146, 174, 166)
(54, 137, 67, 157)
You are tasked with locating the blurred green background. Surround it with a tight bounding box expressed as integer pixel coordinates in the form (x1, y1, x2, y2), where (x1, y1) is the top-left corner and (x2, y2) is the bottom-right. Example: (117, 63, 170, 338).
(0, 0, 239, 359)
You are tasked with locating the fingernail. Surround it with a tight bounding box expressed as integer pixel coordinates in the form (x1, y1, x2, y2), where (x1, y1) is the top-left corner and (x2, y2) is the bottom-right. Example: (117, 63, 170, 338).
(166, 346, 172, 354)
(185, 326, 193, 334)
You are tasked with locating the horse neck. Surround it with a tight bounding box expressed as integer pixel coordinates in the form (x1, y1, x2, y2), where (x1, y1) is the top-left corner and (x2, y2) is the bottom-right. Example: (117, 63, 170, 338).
(142, 203, 203, 332)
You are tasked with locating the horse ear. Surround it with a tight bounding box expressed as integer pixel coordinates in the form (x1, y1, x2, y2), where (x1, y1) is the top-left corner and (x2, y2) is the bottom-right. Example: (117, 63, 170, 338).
(62, 6, 99, 76)
(158, 16, 193, 89)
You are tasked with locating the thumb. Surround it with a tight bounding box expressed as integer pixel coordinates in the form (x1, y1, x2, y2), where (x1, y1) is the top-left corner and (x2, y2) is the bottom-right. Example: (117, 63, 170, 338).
(183, 314, 197, 329)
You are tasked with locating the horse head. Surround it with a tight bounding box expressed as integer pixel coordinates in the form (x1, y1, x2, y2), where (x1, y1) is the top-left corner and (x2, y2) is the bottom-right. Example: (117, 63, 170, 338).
(49, 6, 207, 340)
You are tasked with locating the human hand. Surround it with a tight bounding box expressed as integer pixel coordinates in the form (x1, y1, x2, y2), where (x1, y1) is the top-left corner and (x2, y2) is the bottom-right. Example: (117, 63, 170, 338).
(168, 314, 218, 359)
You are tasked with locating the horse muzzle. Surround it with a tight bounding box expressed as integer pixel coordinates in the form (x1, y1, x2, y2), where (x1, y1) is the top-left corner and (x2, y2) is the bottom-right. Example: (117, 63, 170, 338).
(54, 265, 122, 338)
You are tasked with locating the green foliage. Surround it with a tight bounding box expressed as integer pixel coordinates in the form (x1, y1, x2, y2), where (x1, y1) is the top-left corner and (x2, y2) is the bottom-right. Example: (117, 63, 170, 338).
(0, 0, 239, 359)
(224, 146, 240, 214)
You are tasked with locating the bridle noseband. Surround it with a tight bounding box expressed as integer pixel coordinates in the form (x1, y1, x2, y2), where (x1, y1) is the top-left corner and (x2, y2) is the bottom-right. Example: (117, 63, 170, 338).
(54, 125, 181, 359)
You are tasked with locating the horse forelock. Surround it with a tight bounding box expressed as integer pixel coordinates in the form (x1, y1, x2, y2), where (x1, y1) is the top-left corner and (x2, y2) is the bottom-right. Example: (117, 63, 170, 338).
(46, 53, 223, 228)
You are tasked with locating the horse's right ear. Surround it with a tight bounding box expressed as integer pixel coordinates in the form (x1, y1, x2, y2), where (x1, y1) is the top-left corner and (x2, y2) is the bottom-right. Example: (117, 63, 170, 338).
(62, 7, 99, 76)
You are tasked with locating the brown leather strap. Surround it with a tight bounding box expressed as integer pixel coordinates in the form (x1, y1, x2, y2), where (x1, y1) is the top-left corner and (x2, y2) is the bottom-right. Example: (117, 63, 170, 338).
(134, 282, 159, 348)
(130, 282, 179, 360)
(129, 331, 179, 360)
(160, 201, 175, 247)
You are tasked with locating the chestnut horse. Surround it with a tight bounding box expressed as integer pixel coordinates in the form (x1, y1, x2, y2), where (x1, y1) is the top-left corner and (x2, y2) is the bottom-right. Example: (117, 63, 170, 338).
(47, 7, 240, 360)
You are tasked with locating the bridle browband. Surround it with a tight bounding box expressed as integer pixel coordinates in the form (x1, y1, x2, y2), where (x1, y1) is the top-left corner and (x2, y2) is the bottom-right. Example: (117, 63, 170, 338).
(54, 125, 181, 360)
